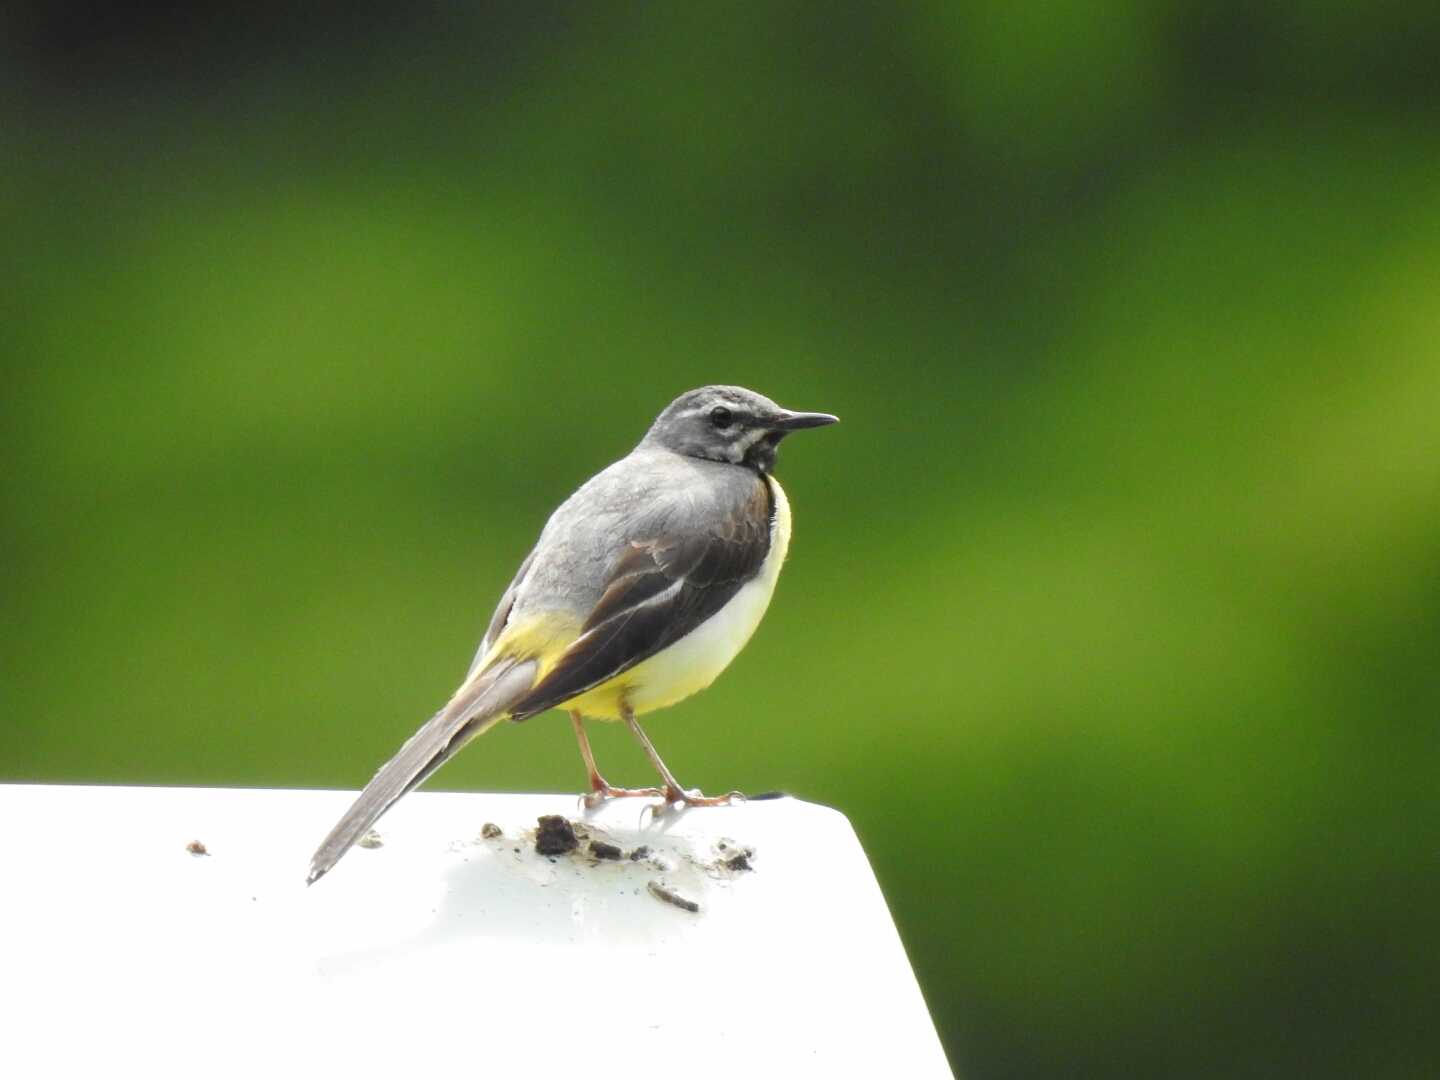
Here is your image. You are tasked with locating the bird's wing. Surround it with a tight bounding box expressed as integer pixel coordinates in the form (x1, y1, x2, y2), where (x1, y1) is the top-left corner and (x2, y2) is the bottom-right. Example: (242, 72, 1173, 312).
(465, 546, 537, 681)
(507, 475, 775, 720)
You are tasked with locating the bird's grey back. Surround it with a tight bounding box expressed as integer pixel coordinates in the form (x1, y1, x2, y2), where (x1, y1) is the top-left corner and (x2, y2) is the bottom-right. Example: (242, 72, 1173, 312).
(507, 447, 760, 621)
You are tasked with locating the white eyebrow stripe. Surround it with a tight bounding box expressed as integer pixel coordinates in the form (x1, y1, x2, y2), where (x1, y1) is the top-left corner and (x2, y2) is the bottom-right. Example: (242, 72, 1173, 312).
(677, 400, 744, 421)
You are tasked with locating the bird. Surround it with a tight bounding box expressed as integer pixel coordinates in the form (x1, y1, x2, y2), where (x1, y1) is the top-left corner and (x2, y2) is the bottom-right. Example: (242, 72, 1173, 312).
(307, 385, 838, 883)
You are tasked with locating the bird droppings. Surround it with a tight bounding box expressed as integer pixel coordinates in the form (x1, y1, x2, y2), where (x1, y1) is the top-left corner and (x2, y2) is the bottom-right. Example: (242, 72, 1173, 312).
(589, 839, 623, 861)
(185, 840, 209, 857)
(717, 840, 760, 875)
(625, 845, 673, 872)
(721, 849, 753, 872)
(534, 815, 579, 855)
(480, 822, 503, 840)
(708, 838, 755, 874)
(647, 881, 700, 913)
(357, 830, 384, 850)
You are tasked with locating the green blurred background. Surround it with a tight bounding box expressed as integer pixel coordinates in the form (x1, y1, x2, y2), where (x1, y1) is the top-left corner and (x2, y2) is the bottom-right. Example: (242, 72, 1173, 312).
(3, 3, 1438, 1075)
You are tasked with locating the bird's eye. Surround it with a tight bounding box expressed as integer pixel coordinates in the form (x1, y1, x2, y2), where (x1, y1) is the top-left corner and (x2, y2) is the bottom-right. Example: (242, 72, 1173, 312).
(709, 406, 733, 428)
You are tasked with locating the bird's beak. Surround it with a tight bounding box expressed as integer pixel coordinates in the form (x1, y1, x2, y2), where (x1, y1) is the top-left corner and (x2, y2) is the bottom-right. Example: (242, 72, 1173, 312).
(771, 410, 840, 431)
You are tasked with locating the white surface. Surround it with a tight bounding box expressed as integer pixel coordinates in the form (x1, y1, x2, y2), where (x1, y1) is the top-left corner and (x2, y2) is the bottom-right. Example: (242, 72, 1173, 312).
(0, 784, 953, 1079)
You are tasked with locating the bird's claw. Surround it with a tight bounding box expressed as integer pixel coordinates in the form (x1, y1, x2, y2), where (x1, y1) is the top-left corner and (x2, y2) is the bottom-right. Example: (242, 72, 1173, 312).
(661, 786, 745, 808)
(580, 783, 665, 810)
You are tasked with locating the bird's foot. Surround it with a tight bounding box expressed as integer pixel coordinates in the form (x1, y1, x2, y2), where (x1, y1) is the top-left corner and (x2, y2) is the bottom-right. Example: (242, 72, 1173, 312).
(661, 786, 745, 809)
(580, 782, 665, 809)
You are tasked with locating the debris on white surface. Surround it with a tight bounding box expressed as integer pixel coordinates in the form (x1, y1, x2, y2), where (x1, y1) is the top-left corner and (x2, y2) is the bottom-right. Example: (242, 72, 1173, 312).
(0, 784, 953, 1079)
(646, 879, 701, 913)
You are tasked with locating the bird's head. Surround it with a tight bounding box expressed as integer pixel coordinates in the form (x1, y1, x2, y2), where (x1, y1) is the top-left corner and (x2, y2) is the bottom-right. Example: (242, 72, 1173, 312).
(641, 385, 839, 474)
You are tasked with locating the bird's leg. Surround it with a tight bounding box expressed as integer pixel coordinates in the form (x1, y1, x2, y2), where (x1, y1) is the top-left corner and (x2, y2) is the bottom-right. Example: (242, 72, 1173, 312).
(570, 711, 662, 807)
(622, 708, 742, 808)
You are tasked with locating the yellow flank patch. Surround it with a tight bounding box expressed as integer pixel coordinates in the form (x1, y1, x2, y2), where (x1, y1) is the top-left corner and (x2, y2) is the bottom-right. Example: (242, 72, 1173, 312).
(558, 678, 633, 722)
(478, 608, 636, 721)
(482, 611, 583, 681)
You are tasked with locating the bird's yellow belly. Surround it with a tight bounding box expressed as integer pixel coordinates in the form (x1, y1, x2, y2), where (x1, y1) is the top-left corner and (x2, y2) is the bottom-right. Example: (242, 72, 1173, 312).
(563, 476, 792, 720)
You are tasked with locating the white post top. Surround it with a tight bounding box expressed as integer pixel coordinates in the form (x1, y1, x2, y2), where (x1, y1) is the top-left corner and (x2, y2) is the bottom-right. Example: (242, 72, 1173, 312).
(0, 784, 953, 1079)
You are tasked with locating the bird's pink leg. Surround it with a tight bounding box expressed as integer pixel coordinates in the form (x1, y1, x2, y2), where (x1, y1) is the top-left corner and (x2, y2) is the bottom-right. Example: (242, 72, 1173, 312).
(622, 708, 743, 808)
(570, 711, 663, 807)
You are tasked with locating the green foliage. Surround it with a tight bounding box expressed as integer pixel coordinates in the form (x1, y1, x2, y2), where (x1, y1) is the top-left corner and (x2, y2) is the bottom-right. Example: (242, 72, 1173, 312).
(3, 5, 1438, 1076)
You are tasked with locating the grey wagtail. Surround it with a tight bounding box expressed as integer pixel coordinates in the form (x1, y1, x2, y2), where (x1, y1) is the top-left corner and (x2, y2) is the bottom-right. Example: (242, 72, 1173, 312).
(307, 385, 838, 883)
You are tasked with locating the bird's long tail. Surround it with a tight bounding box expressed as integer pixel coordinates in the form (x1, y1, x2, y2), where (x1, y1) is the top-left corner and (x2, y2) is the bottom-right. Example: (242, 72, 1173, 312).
(306, 656, 538, 884)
